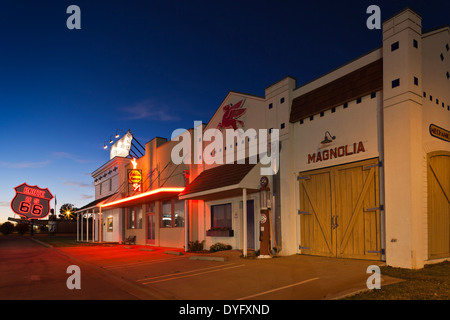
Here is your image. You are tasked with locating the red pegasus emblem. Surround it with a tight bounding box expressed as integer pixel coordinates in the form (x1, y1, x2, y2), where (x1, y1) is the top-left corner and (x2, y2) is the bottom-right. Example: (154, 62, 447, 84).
(218, 99, 247, 130)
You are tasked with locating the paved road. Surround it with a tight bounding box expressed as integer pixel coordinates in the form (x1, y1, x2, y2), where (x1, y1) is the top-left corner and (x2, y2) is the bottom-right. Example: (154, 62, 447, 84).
(0, 236, 400, 301)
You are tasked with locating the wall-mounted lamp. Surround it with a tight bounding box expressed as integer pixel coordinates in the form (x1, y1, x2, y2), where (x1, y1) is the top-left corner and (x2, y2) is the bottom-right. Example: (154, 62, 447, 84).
(115, 129, 125, 139)
(321, 131, 336, 145)
(259, 176, 271, 210)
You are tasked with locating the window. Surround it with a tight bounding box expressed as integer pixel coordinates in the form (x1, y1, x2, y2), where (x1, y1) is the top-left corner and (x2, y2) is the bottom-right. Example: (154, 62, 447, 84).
(280, 97, 285, 104)
(161, 199, 185, 228)
(440, 53, 444, 61)
(413, 39, 418, 48)
(281, 123, 285, 129)
(414, 77, 418, 86)
(211, 203, 232, 230)
(371, 92, 377, 99)
(127, 206, 143, 229)
(331, 107, 336, 113)
(268, 103, 273, 109)
(343, 102, 348, 108)
(392, 79, 400, 88)
(446, 44, 449, 51)
(161, 201, 172, 228)
(447, 72, 449, 79)
(391, 41, 399, 51)
(109, 178, 112, 192)
(173, 200, 185, 227)
(320, 112, 324, 117)
(356, 97, 362, 104)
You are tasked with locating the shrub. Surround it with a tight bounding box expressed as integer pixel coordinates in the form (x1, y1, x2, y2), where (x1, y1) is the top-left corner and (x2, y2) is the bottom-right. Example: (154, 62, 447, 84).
(0, 222, 15, 236)
(209, 242, 232, 253)
(188, 240, 205, 252)
(16, 223, 29, 235)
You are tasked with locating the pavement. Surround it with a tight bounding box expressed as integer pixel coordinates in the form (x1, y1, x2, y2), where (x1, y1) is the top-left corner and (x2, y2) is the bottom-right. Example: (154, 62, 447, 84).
(0, 235, 403, 301)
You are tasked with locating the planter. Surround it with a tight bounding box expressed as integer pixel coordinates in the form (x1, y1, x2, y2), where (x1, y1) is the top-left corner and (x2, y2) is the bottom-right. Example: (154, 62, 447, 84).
(206, 229, 234, 237)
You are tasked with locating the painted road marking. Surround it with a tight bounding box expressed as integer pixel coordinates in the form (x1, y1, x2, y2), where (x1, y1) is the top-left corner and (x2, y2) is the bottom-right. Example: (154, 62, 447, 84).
(141, 264, 246, 285)
(136, 263, 237, 283)
(237, 277, 320, 300)
(103, 256, 186, 270)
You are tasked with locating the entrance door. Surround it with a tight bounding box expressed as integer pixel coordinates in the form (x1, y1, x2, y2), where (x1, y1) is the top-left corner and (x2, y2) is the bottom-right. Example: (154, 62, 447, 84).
(146, 213, 156, 245)
(427, 151, 450, 259)
(298, 158, 382, 260)
(247, 200, 255, 250)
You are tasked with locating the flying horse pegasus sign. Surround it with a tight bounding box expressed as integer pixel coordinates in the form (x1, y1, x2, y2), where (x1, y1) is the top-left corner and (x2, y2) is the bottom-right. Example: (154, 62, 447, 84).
(171, 99, 279, 176)
(217, 99, 247, 130)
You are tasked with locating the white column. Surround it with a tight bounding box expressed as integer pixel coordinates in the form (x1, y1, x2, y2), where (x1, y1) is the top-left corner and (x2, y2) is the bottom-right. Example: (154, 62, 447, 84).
(184, 200, 189, 252)
(76, 213, 79, 241)
(81, 213, 84, 242)
(99, 206, 102, 244)
(243, 188, 247, 257)
(92, 210, 95, 243)
(86, 212, 89, 243)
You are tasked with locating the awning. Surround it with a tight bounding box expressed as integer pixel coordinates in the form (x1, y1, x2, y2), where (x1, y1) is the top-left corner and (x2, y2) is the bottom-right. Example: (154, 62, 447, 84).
(100, 187, 185, 209)
(179, 162, 261, 201)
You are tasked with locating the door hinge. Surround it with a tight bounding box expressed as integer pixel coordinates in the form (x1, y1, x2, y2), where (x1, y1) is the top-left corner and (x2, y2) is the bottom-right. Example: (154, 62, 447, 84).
(297, 210, 311, 215)
(299, 245, 310, 250)
(363, 161, 382, 170)
(297, 175, 310, 181)
(368, 249, 385, 254)
(364, 205, 384, 212)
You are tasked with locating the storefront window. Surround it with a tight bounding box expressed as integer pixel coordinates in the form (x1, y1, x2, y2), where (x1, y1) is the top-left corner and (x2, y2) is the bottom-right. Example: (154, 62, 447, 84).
(174, 200, 185, 227)
(211, 203, 232, 229)
(127, 206, 143, 229)
(161, 200, 172, 228)
(161, 199, 185, 228)
(128, 207, 135, 229)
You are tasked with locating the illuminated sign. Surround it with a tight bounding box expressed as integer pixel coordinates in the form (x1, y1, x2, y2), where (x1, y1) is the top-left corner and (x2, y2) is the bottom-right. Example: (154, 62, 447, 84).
(429, 124, 450, 143)
(11, 183, 54, 220)
(307, 141, 366, 164)
(128, 169, 142, 184)
(110, 130, 133, 159)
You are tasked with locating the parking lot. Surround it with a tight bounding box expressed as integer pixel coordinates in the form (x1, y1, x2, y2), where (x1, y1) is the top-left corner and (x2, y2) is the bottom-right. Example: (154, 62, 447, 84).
(53, 242, 398, 300)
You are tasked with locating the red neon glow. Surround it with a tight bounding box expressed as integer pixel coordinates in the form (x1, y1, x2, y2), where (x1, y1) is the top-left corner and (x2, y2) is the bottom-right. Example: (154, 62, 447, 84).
(11, 183, 54, 220)
(100, 187, 185, 208)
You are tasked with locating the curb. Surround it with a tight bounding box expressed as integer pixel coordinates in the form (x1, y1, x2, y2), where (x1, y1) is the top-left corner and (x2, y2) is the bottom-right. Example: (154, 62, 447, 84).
(164, 250, 184, 256)
(189, 256, 227, 262)
(30, 237, 53, 248)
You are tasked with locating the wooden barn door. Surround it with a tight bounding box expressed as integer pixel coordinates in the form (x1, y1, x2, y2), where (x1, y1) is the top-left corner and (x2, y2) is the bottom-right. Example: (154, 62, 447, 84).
(427, 151, 450, 260)
(298, 158, 382, 260)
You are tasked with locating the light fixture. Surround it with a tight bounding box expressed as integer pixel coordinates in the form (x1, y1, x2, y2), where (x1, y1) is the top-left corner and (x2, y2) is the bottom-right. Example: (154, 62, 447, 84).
(103, 142, 108, 150)
(321, 131, 336, 145)
(259, 176, 271, 210)
(115, 129, 125, 139)
(109, 136, 114, 144)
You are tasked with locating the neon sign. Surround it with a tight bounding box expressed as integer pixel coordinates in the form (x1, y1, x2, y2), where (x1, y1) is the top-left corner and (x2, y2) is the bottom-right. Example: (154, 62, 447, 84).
(11, 183, 54, 220)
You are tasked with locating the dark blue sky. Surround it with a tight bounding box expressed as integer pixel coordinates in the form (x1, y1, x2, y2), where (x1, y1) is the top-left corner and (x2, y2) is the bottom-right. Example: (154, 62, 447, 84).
(1, 0, 449, 221)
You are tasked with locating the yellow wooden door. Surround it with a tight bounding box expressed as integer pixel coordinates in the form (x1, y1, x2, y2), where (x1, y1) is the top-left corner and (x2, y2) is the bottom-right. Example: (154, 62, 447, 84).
(334, 159, 381, 259)
(298, 168, 334, 257)
(427, 151, 450, 259)
(298, 158, 382, 260)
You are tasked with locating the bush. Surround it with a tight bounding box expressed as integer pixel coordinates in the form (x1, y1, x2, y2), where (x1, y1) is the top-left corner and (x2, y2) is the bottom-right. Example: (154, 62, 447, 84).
(16, 223, 29, 235)
(0, 222, 15, 236)
(188, 240, 205, 252)
(209, 242, 232, 253)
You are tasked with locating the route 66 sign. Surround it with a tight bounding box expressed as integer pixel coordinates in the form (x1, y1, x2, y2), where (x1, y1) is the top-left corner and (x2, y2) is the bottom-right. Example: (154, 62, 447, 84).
(11, 183, 54, 220)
